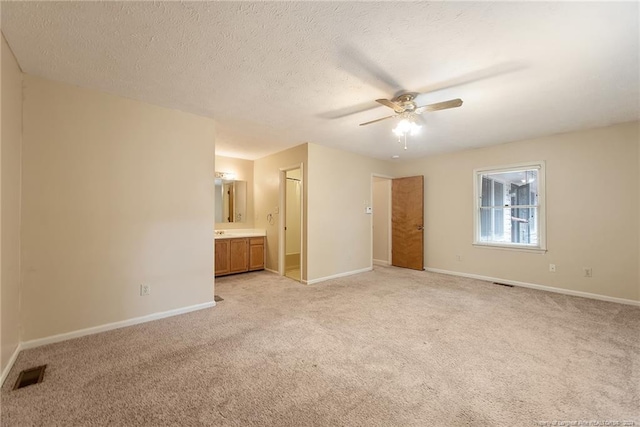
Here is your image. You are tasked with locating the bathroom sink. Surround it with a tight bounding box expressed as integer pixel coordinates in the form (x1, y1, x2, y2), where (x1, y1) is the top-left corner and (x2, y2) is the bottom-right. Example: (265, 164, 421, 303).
(214, 229, 266, 239)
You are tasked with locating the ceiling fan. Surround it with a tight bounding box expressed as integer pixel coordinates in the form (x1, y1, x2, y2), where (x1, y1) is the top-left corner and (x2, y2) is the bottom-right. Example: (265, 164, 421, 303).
(359, 93, 463, 126)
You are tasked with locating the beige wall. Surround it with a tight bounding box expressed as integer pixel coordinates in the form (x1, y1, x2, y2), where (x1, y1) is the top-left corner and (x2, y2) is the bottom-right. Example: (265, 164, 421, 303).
(372, 177, 391, 264)
(307, 143, 393, 282)
(214, 155, 254, 229)
(396, 121, 640, 301)
(20, 76, 216, 341)
(1, 35, 23, 373)
(254, 144, 308, 278)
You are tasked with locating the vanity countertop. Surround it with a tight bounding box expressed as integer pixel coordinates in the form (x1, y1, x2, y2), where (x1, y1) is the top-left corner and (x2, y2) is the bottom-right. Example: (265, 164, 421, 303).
(214, 229, 266, 240)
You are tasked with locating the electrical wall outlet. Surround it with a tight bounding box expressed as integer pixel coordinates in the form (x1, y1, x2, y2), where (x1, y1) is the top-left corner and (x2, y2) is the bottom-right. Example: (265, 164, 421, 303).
(140, 284, 151, 296)
(584, 268, 592, 278)
(549, 264, 556, 272)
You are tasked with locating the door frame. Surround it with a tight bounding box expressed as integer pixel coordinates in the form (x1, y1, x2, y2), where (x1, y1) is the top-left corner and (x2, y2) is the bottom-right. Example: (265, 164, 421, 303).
(370, 173, 395, 268)
(279, 163, 304, 282)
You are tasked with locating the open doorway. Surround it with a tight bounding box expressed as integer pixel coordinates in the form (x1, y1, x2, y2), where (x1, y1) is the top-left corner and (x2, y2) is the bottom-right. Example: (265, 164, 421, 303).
(391, 176, 424, 270)
(285, 169, 302, 280)
(372, 175, 392, 267)
(279, 165, 303, 282)
(372, 174, 424, 270)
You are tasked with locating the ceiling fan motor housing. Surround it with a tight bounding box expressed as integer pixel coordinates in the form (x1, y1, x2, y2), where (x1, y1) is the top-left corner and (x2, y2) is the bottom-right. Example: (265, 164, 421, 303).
(393, 93, 419, 112)
(360, 93, 462, 126)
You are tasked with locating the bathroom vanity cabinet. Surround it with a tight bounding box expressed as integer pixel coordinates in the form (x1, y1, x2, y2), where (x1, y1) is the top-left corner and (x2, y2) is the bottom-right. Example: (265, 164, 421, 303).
(215, 236, 265, 277)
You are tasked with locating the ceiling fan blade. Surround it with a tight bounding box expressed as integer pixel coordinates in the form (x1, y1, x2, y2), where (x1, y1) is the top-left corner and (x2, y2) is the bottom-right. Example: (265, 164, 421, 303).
(318, 102, 380, 119)
(415, 98, 463, 114)
(359, 115, 396, 126)
(338, 44, 404, 94)
(415, 61, 526, 95)
(376, 99, 403, 112)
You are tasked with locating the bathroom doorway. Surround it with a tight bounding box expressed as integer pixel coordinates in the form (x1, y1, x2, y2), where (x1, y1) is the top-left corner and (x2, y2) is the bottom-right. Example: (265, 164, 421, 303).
(280, 165, 303, 282)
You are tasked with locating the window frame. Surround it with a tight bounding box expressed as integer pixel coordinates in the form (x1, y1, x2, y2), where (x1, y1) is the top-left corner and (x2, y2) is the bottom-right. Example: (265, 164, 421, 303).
(472, 161, 546, 253)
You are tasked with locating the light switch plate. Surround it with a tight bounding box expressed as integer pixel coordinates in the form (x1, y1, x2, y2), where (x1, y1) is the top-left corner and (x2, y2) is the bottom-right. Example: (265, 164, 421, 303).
(365, 207, 372, 214)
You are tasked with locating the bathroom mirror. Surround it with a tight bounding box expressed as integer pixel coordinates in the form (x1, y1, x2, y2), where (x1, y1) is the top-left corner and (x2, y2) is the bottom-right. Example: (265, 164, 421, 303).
(215, 177, 247, 223)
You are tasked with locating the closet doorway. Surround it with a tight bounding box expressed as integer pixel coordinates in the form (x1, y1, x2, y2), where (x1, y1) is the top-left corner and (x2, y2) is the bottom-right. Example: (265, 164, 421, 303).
(372, 174, 424, 271)
(372, 175, 392, 267)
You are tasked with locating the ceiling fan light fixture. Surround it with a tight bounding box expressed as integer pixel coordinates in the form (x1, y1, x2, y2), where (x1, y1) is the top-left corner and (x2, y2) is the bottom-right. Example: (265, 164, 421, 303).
(361, 91, 461, 150)
(392, 119, 421, 138)
(392, 118, 421, 150)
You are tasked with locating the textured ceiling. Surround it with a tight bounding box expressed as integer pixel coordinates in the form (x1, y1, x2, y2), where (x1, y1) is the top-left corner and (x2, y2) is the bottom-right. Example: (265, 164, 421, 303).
(2, 2, 639, 160)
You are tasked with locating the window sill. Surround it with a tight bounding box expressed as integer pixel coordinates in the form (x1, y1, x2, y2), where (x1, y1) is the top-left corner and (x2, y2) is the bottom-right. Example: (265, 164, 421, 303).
(472, 243, 547, 254)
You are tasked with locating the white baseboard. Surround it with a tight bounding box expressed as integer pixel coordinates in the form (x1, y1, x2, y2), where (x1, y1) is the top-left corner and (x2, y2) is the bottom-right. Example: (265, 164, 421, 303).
(425, 268, 640, 307)
(373, 259, 391, 266)
(1, 343, 23, 387)
(304, 267, 373, 285)
(265, 268, 279, 274)
(20, 301, 216, 351)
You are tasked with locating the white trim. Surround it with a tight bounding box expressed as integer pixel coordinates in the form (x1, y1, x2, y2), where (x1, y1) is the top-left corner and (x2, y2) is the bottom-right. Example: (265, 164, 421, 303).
(373, 259, 391, 266)
(472, 243, 547, 254)
(1, 343, 23, 386)
(388, 180, 392, 264)
(20, 301, 216, 351)
(299, 164, 305, 283)
(265, 268, 279, 274)
(425, 268, 640, 307)
(279, 169, 286, 276)
(473, 160, 546, 252)
(304, 267, 372, 285)
(371, 173, 395, 180)
(1, 301, 217, 386)
(474, 161, 544, 175)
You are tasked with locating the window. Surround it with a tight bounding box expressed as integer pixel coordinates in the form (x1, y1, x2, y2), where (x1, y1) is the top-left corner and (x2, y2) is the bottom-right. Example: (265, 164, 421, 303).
(473, 162, 546, 251)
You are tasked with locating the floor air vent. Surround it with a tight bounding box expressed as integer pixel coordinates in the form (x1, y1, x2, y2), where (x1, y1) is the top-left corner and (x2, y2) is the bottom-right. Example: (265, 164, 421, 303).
(13, 365, 46, 390)
(493, 282, 514, 288)
(214, 295, 224, 302)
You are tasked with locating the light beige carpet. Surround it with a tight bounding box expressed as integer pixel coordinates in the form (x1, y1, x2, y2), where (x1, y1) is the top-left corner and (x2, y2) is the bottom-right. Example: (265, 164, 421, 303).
(2, 266, 639, 426)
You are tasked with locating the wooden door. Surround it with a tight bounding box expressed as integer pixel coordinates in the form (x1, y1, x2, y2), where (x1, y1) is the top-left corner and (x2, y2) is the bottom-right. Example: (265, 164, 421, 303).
(229, 238, 249, 273)
(214, 239, 231, 276)
(392, 176, 424, 270)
